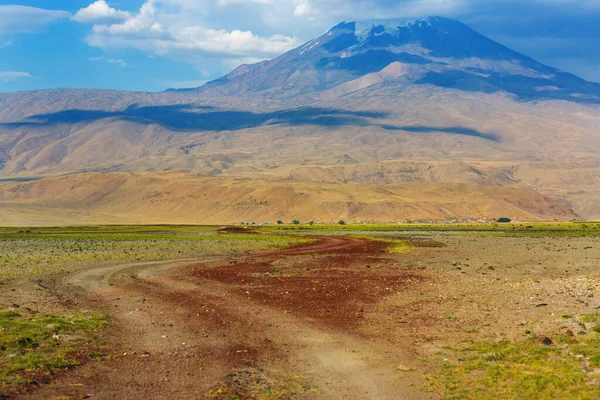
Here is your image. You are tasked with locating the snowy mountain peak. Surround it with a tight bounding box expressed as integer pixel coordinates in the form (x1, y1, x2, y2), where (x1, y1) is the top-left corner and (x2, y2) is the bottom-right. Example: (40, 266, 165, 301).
(187, 17, 600, 104)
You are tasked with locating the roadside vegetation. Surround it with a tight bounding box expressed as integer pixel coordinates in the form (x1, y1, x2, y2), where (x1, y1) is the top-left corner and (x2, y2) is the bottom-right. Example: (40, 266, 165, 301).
(0, 310, 108, 394)
(427, 313, 600, 399)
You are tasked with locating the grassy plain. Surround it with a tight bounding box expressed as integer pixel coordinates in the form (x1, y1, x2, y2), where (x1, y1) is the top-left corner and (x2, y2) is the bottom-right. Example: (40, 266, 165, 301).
(262, 221, 600, 236)
(428, 315, 600, 399)
(0, 225, 311, 280)
(1, 222, 599, 398)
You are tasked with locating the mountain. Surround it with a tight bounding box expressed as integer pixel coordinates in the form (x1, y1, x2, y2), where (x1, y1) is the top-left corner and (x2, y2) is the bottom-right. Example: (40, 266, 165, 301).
(190, 17, 600, 103)
(0, 17, 599, 221)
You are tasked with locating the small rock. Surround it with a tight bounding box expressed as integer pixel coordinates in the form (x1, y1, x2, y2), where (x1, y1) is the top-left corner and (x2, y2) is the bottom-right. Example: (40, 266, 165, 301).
(535, 303, 549, 308)
(11, 303, 20, 309)
(488, 266, 496, 271)
(566, 329, 574, 337)
(541, 337, 553, 346)
(397, 365, 414, 372)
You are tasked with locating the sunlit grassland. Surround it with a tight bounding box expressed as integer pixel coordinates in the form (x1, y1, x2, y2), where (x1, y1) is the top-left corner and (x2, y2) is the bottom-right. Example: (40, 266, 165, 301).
(260, 222, 600, 236)
(426, 314, 600, 399)
(0, 310, 108, 391)
(0, 226, 312, 280)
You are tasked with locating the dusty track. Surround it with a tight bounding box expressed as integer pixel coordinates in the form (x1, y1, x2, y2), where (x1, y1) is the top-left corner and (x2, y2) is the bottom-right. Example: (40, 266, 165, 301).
(21, 236, 432, 400)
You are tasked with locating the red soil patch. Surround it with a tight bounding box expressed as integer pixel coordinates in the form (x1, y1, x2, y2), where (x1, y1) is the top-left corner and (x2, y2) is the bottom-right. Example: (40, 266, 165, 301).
(189, 236, 423, 330)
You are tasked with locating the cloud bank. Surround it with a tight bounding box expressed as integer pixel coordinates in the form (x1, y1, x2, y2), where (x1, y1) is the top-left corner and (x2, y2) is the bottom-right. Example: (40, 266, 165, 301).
(0, 5, 70, 35)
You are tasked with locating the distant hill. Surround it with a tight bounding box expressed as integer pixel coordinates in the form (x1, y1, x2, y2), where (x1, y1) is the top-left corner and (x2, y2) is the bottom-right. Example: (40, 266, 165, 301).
(0, 172, 579, 226)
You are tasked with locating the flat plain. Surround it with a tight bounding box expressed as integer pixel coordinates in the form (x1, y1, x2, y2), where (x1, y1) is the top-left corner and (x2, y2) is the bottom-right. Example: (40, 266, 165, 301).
(1, 223, 599, 399)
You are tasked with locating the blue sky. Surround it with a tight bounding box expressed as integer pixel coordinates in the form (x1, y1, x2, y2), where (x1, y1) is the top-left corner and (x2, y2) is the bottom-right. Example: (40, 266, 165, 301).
(1, 0, 600, 92)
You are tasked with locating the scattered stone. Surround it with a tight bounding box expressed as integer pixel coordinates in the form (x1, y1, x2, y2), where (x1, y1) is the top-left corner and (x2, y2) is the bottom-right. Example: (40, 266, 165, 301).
(11, 303, 20, 309)
(566, 329, 574, 337)
(488, 266, 496, 271)
(397, 364, 414, 372)
(541, 337, 554, 346)
(535, 303, 549, 307)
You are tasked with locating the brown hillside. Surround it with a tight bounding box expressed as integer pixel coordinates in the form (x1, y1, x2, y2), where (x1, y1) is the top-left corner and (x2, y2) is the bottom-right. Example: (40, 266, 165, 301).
(0, 172, 578, 226)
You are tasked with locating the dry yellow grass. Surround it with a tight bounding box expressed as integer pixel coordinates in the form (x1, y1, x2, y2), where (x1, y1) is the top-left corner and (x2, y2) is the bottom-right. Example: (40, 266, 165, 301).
(0, 172, 578, 226)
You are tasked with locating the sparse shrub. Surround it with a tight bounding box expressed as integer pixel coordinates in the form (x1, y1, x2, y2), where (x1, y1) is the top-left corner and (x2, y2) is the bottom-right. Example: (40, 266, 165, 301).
(277, 220, 283, 225)
(308, 221, 315, 226)
(292, 220, 300, 225)
(497, 217, 512, 223)
(338, 220, 346, 225)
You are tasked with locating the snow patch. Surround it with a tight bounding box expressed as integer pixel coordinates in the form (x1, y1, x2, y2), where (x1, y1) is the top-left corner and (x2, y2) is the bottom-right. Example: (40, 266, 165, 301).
(299, 40, 320, 55)
(353, 18, 433, 42)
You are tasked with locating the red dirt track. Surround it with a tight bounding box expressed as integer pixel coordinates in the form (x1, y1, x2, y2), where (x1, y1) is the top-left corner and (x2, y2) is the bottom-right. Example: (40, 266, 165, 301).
(19, 235, 432, 400)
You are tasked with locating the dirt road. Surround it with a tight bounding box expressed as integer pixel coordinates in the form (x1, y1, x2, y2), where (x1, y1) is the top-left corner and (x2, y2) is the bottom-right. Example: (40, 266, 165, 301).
(21, 236, 432, 400)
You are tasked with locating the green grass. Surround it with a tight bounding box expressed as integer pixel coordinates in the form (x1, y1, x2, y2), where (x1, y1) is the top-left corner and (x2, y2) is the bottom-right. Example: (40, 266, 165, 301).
(0, 310, 108, 390)
(0, 226, 312, 280)
(260, 222, 600, 237)
(427, 315, 600, 399)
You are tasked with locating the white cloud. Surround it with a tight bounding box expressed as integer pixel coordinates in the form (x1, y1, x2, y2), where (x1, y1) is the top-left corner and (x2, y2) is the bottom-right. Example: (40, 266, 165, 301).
(217, 0, 273, 6)
(73, 0, 131, 24)
(88, 56, 130, 67)
(83, 0, 299, 60)
(0, 71, 33, 83)
(293, 0, 317, 17)
(0, 5, 70, 35)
